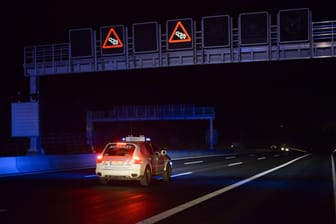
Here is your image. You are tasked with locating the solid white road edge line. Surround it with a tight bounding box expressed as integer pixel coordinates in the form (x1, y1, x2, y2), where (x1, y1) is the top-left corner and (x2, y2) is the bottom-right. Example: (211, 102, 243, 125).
(331, 154, 336, 217)
(136, 154, 311, 224)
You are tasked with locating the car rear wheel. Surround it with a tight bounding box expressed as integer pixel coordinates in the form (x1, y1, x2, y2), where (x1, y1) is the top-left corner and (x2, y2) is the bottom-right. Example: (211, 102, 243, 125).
(140, 166, 152, 186)
(163, 163, 172, 181)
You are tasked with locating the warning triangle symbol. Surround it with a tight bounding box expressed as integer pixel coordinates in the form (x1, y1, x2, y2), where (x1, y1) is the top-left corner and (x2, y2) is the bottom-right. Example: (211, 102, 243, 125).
(168, 21, 192, 43)
(102, 28, 124, 49)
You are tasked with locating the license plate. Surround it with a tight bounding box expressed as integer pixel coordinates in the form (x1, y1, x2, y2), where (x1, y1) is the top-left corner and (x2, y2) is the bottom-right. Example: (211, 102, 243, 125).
(111, 160, 123, 165)
(103, 161, 124, 167)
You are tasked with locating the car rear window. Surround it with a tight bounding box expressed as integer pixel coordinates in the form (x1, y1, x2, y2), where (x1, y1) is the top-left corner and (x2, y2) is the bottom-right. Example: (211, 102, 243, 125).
(103, 143, 135, 156)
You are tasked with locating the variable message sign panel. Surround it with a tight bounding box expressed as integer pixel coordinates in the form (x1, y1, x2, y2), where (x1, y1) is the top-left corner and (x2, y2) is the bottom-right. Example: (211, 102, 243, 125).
(100, 25, 125, 55)
(239, 11, 269, 45)
(167, 18, 193, 50)
(279, 8, 310, 43)
(69, 28, 94, 58)
(202, 15, 230, 48)
(133, 22, 159, 53)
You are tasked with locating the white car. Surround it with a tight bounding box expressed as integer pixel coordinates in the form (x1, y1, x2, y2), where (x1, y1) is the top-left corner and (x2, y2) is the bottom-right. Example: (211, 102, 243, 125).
(95, 136, 172, 186)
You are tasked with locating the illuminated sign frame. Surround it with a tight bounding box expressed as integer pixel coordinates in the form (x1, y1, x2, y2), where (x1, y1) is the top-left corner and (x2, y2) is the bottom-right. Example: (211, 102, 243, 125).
(100, 25, 125, 55)
(166, 18, 193, 50)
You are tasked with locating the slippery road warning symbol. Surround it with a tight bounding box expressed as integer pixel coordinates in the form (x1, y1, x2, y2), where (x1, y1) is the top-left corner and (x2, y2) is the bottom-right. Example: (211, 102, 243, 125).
(102, 28, 124, 49)
(168, 21, 192, 43)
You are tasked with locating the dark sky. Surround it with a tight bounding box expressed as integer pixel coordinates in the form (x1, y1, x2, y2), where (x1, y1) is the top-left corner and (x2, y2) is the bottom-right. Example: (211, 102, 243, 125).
(1, 0, 335, 151)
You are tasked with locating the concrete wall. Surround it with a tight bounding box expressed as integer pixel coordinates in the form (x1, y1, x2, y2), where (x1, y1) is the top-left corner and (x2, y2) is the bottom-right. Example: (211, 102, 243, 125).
(0, 154, 96, 176)
(0, 149, 231, 177)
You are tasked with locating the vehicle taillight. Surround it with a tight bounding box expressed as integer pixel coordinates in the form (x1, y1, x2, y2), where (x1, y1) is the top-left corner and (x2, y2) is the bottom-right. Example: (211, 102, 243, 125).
(132, 155, 142, 164)
(96, 154, 103, 163)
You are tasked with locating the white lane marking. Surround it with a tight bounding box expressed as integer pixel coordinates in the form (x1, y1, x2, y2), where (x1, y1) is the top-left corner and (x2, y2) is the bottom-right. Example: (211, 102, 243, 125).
(227, 162, 243, 167)
(171, 172, 192, 178)
(274, 154, 279, 157)
(225, 156, 236, 160)
(257, 157, 266, 160)
(156, 172, 193, 180)
(84, 174, 97, 178)
(184, 161, 204, 165)
(0, 209, 8, 213)
(331, 154, 336, 216)
(173, 154, 230, 161)
(136, 154, 311, 224)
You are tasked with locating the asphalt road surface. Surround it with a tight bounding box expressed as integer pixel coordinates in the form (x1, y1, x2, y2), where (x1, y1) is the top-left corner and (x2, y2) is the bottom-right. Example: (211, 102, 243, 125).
(0, 151, 335, 224)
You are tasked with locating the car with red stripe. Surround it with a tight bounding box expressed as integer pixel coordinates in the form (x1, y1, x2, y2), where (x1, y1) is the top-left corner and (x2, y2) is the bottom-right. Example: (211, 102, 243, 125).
(96, 136, 172, 186)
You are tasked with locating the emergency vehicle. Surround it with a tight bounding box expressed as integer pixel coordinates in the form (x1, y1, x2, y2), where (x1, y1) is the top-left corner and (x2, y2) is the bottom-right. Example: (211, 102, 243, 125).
(95, 135, 172, 186)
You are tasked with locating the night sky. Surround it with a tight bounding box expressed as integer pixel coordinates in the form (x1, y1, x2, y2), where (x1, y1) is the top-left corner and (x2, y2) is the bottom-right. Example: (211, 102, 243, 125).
(1, 1, 335, 152)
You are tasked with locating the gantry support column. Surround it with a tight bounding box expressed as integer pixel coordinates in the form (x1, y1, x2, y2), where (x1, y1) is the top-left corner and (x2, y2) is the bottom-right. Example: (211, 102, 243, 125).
(28, 76, 43, 154)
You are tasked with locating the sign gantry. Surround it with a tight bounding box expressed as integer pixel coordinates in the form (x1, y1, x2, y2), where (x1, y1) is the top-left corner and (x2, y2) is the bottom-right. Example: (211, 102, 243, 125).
(19, 8, 336, 153)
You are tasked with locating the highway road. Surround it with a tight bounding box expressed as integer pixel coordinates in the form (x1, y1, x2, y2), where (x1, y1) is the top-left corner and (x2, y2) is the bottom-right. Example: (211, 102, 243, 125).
(0, 151, 335, 224)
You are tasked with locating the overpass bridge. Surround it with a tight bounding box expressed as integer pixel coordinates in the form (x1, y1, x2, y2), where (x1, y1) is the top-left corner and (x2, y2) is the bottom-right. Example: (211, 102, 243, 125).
(16, 8, 336, 154)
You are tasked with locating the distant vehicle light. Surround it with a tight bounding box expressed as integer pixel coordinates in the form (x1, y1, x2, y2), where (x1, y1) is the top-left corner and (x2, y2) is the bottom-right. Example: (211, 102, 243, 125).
(281, 147, 289, 151)
(145, 137, 151, 142)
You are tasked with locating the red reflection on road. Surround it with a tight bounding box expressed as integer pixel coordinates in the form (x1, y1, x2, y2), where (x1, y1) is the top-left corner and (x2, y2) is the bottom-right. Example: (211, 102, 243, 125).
(66, 185, 162, 224)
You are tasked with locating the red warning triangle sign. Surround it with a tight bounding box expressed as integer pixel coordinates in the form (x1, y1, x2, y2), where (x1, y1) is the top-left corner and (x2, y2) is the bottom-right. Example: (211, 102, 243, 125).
(168, 21, 192, 43)
(102, 28, 124, 49)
